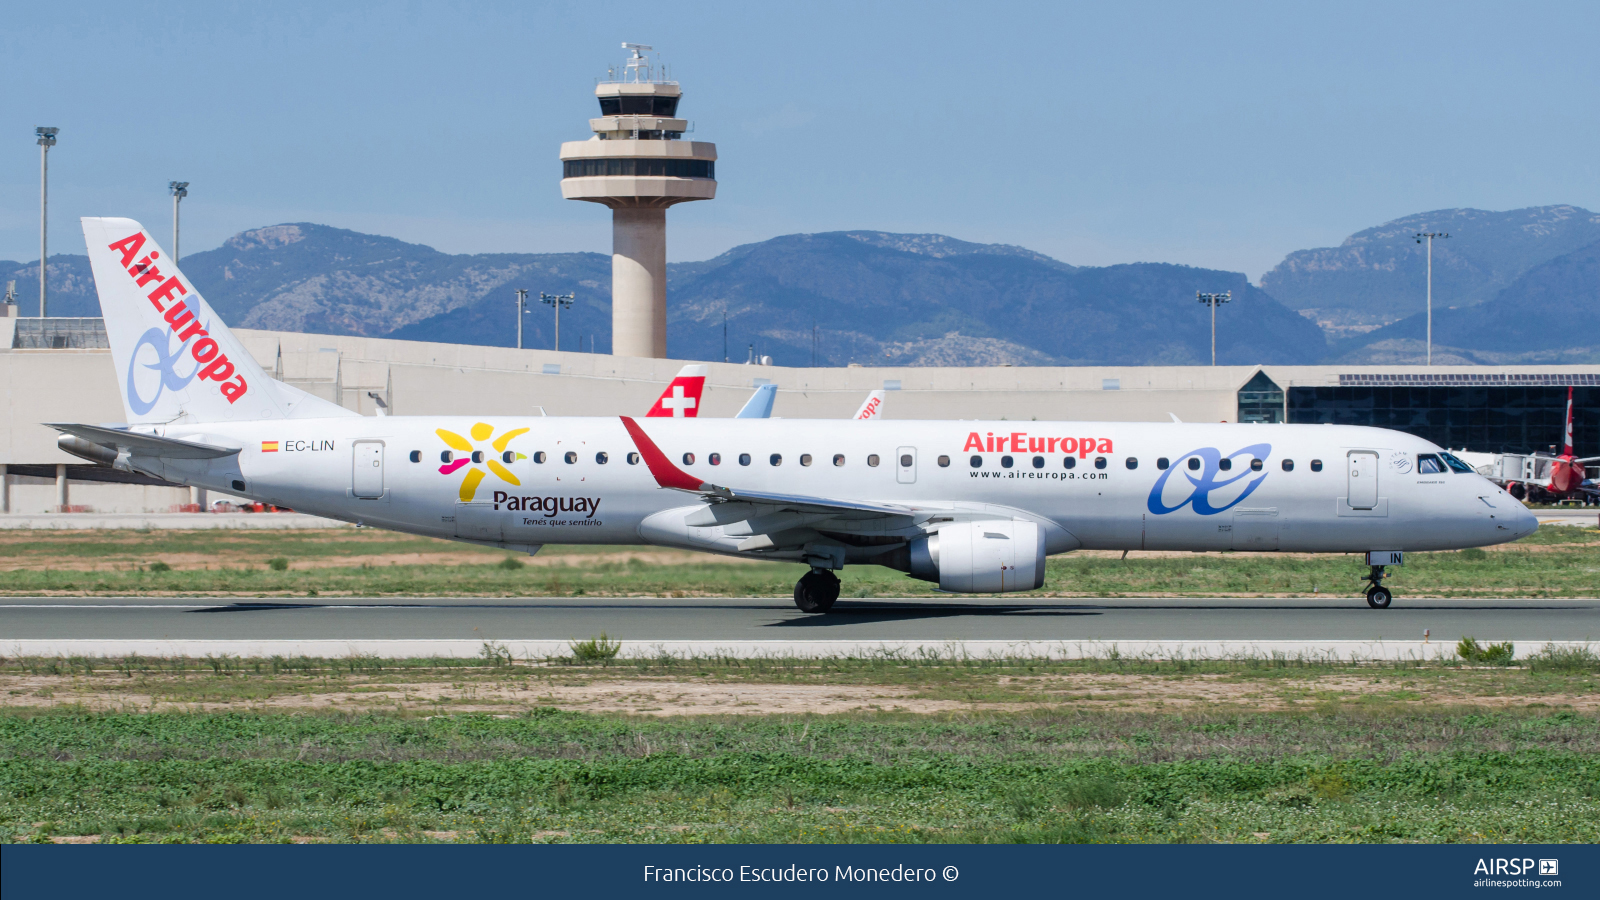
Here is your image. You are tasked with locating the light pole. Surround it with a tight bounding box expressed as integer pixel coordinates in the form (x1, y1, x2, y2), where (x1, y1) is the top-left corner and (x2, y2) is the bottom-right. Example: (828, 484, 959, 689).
(36, 127, 58, 317)
(1197, 291, 1231, 366)
(1415, 232, 1449, 366)
(540, 292, 575, 351)
(514, 289, 530, 349)
(169, 182, 189, 263)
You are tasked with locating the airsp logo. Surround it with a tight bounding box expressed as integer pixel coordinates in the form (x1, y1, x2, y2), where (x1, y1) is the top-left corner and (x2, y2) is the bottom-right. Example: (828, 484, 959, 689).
(1389, 450, 1412, 474)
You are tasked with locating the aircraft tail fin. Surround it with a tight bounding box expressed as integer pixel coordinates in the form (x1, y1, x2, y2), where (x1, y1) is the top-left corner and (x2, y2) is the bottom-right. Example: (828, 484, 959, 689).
(1563, 386, 1575, 457)
(853, 390, 886, 420)
(735, 383, 777, 418)
(645, 364, 707, 418)
(81, 217, 354, 425)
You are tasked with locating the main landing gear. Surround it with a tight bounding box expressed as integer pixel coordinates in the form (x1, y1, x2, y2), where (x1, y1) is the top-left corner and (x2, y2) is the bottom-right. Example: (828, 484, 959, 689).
(794, 568, 841, 614)
(1363, 565, 1393, 609)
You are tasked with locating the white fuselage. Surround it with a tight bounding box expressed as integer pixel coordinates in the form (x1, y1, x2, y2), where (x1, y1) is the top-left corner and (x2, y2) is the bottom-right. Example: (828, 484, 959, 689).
(136, 417, 1538, 563)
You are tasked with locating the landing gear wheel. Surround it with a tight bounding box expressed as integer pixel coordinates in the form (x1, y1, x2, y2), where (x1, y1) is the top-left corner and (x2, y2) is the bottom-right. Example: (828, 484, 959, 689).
(1365, 586, 1393, 609)
(793, 569, 841, 613)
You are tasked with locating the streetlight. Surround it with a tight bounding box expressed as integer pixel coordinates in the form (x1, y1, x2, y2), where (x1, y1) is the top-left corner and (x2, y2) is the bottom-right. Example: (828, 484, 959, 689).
(1414, 232, 1449, 366)
(514, 289, 528, 349)
(1197, 291, 1231, 366)
(36, 127, 58, 317)
(541, 292, 575, 351)
(169, 182, 189, 263)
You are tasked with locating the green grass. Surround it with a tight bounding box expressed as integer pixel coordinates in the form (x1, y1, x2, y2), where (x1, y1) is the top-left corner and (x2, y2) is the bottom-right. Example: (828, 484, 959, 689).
(2, 527, 1596, 598)
(2, 706, 1595, 844)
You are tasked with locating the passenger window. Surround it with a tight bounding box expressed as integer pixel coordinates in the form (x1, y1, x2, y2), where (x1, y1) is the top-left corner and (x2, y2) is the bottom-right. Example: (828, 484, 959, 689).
(1282, 459, 1294, 472)
(1187, 457, 1200, 471)
(770, 453, 782, 466)
(595, 452, 608, 464)
(868, 454, 880, 467)
(739, 453, 752, 466)
(1001, 455, 1014, 469)
(471, 450, 484, 464)
(409, 450, 421, 463)
(709, 453, 721, 466)
(938, 455, 950, 467)
(901, 454, 914, 467)
(533, 451, 547, 464)
(1417, 454, 1446, 474)
(971, 455, 983, 468)
(1250, 458, 1263, 472)
(1126, 457, 1138, 470)
(627, 452, 641, 465)
(440, 450, 453, 463)
(563, 451, 577, 464)
(834, 454, 846, 466)
(800, 454, 812, 466)
(1063, 456, 1075, 470)
(1310, 459, 1323, 472)
(1157, 457, 1168, 470)
(682, 452, 695, 465)
(1218, 458, 1232, 471)
(502, 451, 515, 464)
(1094, 456, 1107, 470)
(1032, 455, 1044, 469)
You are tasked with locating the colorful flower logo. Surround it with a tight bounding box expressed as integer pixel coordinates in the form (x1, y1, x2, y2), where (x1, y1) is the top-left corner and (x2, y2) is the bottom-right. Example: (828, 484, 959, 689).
(438, 423, 529, 501)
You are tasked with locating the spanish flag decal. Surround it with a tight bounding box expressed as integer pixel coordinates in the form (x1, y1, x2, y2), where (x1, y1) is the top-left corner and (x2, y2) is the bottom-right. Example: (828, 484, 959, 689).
(261, 441, 279, 453)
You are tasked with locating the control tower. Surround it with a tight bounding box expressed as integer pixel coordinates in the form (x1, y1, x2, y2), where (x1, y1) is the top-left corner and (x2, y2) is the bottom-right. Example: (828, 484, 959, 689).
(561, 44, 717, 358)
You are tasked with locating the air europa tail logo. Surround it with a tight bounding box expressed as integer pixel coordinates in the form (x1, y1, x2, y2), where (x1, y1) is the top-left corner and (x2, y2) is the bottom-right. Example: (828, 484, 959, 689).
(437, 422, 529, 501)
(109, 231, 249, 408)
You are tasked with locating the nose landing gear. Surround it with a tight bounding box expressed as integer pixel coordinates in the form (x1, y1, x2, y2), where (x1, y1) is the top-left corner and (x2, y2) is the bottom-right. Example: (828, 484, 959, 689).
(793, 568, 841, 613)
(1364, 565, 1393, 609)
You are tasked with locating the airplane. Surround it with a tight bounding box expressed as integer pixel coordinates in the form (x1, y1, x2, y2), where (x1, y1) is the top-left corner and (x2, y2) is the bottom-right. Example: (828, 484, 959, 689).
(52, 217, 1538, 613)
(648, 368, 880, 421)
(1454, 387, 1599, 505)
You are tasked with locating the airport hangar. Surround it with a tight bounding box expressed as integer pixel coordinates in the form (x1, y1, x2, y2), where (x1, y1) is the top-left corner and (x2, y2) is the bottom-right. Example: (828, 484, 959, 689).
(2, 314, 1597, 514)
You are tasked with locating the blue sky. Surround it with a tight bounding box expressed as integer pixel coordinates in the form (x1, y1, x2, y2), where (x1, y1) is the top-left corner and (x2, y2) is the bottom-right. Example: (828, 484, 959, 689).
(2, 1, 1596, 280)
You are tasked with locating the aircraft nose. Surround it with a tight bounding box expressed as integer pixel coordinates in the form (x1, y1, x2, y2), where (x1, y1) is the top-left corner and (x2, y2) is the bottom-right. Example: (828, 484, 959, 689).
(1508, 507, 1539, 541)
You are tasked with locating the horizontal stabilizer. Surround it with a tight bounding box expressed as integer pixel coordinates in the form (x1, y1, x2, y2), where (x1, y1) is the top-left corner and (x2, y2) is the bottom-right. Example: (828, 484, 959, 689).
(47, 423, 239, 460)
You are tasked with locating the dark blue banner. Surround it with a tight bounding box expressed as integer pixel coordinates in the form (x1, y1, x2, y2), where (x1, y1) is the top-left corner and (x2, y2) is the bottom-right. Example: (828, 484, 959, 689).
(3, 843, 1591, 899)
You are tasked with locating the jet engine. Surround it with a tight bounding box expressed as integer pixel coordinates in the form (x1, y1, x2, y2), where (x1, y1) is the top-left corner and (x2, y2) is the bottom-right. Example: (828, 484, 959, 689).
(908, 520, 1045, 593)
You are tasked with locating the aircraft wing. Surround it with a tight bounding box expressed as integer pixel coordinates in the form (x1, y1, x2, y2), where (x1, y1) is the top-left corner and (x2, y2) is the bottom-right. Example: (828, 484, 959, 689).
(734, 383, 777, 418)
(48, 423, 239, 459)
(619, 415, 917, 520)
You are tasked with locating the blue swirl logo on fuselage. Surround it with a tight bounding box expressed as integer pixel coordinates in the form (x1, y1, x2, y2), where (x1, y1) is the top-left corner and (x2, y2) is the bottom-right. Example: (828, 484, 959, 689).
(1147, 444, 1272, 516)
(126, 326, 200, 415)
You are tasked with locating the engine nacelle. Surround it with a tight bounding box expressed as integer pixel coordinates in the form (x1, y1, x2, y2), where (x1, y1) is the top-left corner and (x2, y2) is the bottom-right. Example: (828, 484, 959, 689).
(908, 520, 1045, 593)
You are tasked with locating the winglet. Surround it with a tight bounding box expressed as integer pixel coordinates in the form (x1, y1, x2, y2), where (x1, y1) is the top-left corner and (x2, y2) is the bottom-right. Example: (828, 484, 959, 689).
(620, 416, 709, 491)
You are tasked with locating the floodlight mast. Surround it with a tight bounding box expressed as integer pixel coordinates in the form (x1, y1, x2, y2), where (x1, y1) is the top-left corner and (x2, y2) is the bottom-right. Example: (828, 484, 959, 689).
(36, 127, 58, 317)
(1197, 291, 1231, 366)
(541, 292, 575, 351)
(514, 288, 530, 349)
(1415, 232, 1449, 366)
(169, 182, 189, 263)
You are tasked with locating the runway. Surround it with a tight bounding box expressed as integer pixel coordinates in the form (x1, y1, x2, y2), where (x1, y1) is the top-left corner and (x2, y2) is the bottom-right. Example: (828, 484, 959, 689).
(2, 596, 1594, 653)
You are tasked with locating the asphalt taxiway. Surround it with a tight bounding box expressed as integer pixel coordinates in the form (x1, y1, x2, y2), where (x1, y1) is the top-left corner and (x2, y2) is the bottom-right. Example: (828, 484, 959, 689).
(2, 595, 1593, 644)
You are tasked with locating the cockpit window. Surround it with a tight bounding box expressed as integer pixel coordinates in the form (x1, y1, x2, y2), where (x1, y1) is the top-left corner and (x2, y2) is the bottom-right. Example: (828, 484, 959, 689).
(1417, 454, 1446, 474)
(1438, 452, 1475, 474)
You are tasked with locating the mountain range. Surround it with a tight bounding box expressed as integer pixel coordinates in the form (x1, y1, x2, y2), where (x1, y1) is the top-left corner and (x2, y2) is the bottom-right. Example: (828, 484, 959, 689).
(5, 204, 1595, 366)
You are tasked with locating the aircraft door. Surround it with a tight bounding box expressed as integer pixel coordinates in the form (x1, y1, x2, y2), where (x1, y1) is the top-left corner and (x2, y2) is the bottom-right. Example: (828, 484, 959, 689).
(454, 502, 503, 542)
(352, 441, 385, 498)
(1347, 451, 1378, 509)
(896, 447, 917, 484)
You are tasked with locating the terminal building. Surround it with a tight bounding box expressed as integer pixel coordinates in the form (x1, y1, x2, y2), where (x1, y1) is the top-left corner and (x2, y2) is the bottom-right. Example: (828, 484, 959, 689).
(2, 312, 1595, 514)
